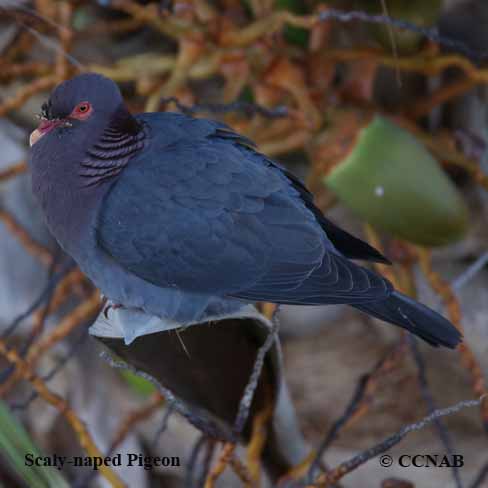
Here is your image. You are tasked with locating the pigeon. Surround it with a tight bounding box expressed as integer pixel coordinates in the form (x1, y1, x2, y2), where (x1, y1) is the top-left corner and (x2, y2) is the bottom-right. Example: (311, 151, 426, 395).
(28, 73, 462, 348)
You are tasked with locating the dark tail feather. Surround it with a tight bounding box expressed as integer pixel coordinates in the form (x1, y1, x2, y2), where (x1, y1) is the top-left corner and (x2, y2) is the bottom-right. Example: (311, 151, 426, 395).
(353, 291, 462, 349)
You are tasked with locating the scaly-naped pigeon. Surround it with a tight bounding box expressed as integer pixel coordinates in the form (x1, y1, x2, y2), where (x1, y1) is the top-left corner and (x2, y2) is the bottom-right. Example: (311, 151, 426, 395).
(28, 73, 461, 348)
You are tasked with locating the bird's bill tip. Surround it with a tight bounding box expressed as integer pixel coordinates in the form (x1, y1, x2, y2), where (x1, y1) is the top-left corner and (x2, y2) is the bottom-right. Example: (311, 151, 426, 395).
(29, 128, 43, 147)
(29, 119, 67, 147)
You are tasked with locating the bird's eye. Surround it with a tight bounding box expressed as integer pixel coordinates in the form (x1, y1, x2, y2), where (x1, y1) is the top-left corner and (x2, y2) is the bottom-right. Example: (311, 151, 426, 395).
(70, 101, 93, 120)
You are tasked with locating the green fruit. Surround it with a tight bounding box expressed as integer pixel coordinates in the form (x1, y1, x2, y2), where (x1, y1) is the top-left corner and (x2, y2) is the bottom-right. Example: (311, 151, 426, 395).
(325, 116, 468, 246)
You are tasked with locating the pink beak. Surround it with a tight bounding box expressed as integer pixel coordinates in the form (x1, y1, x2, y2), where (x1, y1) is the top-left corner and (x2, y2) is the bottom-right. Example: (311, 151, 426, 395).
(29, 119, 66, 147)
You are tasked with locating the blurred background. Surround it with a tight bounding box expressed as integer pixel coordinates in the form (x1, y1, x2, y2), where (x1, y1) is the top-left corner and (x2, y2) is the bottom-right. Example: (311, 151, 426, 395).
(0, 0, 488, 487)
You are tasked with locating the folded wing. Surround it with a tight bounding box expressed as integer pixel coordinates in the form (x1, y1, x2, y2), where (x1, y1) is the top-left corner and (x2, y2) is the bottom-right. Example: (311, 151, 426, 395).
(97, 126, 391, 304)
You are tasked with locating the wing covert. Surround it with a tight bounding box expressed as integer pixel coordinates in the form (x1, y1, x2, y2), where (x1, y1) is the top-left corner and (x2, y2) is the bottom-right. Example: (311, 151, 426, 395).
(97, 137, 325, 295)
(97, 116, 391, 305)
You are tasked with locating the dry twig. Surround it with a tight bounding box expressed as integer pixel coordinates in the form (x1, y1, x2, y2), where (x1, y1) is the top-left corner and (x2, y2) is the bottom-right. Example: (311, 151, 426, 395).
(416, 248, 488, 432)
(0, 161, 28, 182)
(204, 442, 236, 488)
(307, 397, 484, 488)
(0, 209, 53, 266)
(0, 339, 125, 488)
(110, 392, 165, 452)
(0, 75, 57, 118)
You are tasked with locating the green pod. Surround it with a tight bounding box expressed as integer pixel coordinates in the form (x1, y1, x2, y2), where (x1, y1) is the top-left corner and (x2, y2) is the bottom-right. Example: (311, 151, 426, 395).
(324, 116, 468, 246)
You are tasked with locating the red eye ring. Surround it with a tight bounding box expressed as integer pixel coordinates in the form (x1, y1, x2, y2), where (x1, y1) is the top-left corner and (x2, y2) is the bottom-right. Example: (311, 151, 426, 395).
(70, 101, 93, 120)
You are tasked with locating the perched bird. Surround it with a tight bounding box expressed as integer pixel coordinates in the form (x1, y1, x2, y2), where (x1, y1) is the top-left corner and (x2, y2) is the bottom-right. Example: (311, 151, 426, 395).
(29, 73, 461, 348)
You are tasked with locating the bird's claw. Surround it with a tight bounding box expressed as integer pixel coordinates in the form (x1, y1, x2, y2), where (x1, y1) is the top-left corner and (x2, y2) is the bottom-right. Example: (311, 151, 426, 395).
(103, 302, 122, 319)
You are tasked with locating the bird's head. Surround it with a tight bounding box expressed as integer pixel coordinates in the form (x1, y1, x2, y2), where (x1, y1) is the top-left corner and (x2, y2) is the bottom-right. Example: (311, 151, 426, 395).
(28, 73, 143, 247)
(30, 73, 125, 147)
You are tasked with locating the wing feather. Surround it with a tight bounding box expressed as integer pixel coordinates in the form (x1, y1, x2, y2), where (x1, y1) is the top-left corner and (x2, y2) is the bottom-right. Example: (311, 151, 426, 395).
(97, 117, 391, 305)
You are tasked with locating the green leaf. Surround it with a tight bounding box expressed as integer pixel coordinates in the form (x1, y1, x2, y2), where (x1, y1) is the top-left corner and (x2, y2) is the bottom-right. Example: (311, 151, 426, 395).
(0, 400, 69, 488)
(120, 370, 156, 396)
(325, 116, 469, 246)
(276, 0, 310, 46)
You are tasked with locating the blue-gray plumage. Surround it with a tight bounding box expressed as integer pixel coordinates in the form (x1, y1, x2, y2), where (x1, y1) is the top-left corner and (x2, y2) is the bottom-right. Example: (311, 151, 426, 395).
(28, 73, 461, 348)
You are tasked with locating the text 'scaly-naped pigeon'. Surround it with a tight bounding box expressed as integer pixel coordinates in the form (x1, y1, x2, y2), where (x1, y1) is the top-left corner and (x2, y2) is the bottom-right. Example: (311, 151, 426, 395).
(29, 73, 461, 348)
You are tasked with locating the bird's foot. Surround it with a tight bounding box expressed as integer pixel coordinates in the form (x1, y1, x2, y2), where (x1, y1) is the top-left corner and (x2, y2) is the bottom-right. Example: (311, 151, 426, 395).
(103, 302, 123, 319)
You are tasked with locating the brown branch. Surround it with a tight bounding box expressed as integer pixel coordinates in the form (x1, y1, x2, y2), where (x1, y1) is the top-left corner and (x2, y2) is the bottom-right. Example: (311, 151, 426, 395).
(0, 161, 28, 182)
(85, 18, 145, 36)
(46, 268, 88, 314)
(0, 340, 125, 488)
(278, 451, 318, 486)
(109, 0, 198, 39)
(0, 209, 53, 266)
(323, 49, 488, 83)
(204, 442, 236, 488)
(259, 130, 312, 157)
(416, 248, 488, 431)
(145, 38, 204, 111)
(26, 291, 102, 367)
(219, 11, 315, 46)
(391, 117, 488, 192)
(0, 290, 101, 397)
(307, 397, 484, 487)
(229, 455, 256, 488)
(246, 393, 274, 484)
(305, 340, 407, 484)
(407, 77, 477, 119)
(408, 335, 462, 488)
(55, 1, 74, 81)
(1, 30, 35, 64)
(0, 62, 51, 81)
(0, 76, 57, 118)
(27, 269, 88, 352)
(110, 392, 165, 452)
(363, 225, 400, 287)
